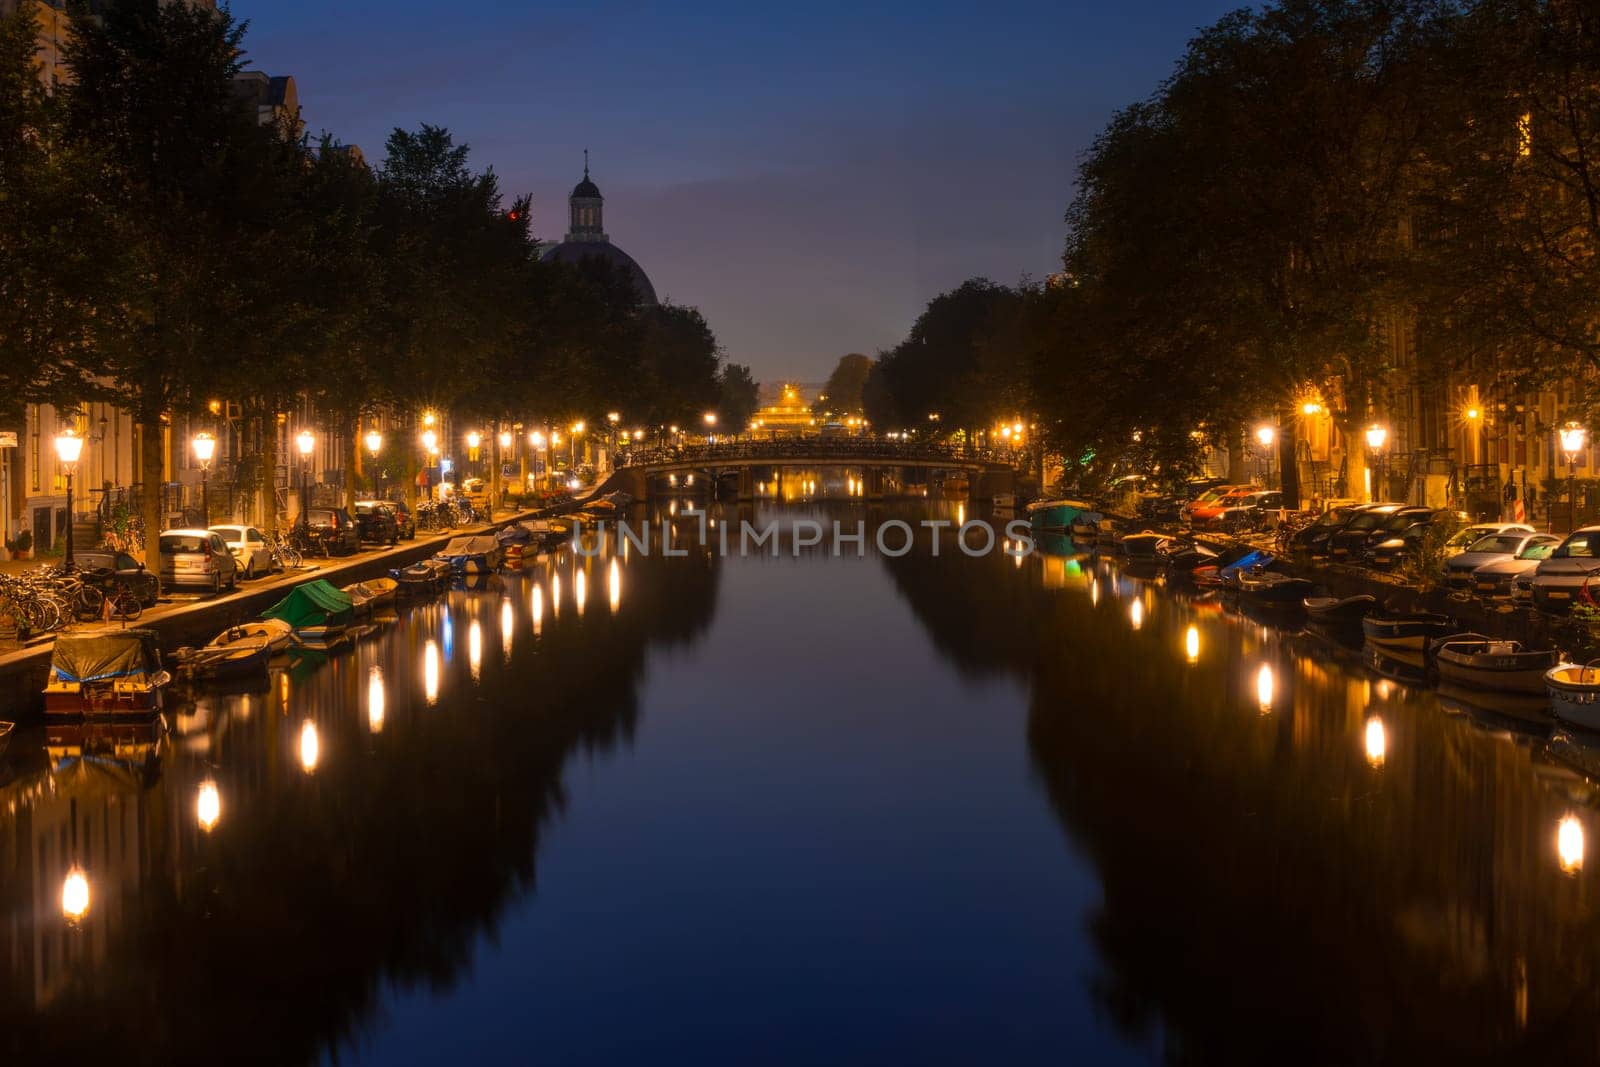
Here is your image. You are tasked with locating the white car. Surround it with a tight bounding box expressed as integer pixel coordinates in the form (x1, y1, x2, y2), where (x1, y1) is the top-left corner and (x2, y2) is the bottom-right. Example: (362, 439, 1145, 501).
(1442, 521, 1535, 558)
(209, 523, 275, 579)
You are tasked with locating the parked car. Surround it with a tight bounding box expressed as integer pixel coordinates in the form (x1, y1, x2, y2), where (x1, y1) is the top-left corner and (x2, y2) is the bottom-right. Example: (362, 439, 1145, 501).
(1463, 535, 1562, 597)
(1325, 503, 1407, 561)
(1443, 531, 1556, 589)
(1442, 521, 1535, 559)
(1363, 507, 1438, 568)
(1184, 485, 1242, 525)
(1532, 526, 1600, 612)
(158, 528, 239, 595)
(209, 523, 275, 579)
(75, 549, 161, 607)
(1213, 490, 1283, 532)
(1289, 504, 1365, 557)
(1191, 487, 1260, 527)
(371, 499, 415, 540)
(352, 501, 399, 545)
(302, 507, 361, 556)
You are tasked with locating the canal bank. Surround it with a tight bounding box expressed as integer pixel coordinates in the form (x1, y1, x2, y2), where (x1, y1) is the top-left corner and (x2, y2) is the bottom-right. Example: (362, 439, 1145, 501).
(0, 505, 569, 717)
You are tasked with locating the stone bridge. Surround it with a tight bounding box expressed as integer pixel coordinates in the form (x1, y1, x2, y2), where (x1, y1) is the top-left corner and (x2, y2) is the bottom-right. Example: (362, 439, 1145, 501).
(597, 439, 1019, 502)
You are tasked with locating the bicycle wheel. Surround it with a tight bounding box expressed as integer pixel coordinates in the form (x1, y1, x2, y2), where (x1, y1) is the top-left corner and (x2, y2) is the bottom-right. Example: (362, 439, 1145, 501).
(114, 590, 143, 622)
(74, 584, 106, 620)
(24, 597, 61, 633)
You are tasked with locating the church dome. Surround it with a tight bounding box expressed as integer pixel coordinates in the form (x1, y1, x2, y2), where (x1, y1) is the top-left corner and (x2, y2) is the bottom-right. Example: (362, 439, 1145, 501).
(572, 176, 601, 199)
(541, 241, 659, 306)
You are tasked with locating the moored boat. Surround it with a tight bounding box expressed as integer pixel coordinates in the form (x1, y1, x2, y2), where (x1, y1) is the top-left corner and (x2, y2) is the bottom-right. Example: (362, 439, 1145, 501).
(1120, 530, 1167, 560)
(172, 629, 273, 683)
(1069, 512, 1105, 544)
(1302, 594, 1376, 623)
(0, 720, 12, 755)
(1547, 662, 1600, 730)
(1361, 612, 1455, 656)
(1435, 638, 1559, 694)
(1027, 498, 1094, 531)
(44, 629, 170, 717)
(261, 579, 354, 650)
(1236, 569, 1317, 605)
(435, 535, 502, 574)
(224, 618, 293, 655)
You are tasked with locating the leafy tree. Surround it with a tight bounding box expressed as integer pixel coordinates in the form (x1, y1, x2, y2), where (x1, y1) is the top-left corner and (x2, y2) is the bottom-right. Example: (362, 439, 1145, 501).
(716, 363, 759, 433)
(813, 353, 872, 419)
(0, 0, 102, 424)
(63, 0, 297, 565)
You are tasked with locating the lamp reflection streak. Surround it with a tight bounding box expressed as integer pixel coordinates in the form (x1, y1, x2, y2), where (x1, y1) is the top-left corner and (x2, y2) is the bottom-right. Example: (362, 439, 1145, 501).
(469, 620, 483, 682)
(1256, 663, 1275, 713)
(368, 666, 385, 733)
(608, 558, 622, 614)
(299, 719, 320, 773)
(424, 639, 441, 705)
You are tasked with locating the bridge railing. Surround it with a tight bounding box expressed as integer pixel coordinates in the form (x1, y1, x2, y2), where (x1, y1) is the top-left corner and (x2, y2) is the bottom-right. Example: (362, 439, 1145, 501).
(616, 439, 1018, 469)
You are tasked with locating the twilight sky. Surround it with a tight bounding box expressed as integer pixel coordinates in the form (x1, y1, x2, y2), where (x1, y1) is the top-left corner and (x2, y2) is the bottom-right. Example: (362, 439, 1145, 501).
(243, 1, 1239, 383)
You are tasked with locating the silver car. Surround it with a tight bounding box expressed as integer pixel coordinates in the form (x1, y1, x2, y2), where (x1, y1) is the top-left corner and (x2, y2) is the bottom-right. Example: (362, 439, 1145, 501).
(1531, 526, 1600, 612)
(1445, 532, 1560, 590)
(1467, 536, 1561, 598)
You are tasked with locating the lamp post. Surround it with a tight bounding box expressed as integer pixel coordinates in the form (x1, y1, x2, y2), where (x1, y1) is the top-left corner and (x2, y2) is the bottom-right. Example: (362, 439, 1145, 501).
(421, 428, 438, 502)
(1365, 424, 1388, 503)
(607, 411, 620, 467)
(1560, 421, 1586, 533)
(53, 428, 84, 570)
(191, 431, 216, 527)
(1255, 424, 1276, 488)
(497, 429, 512, 508)
(365, 428, 383, 498)
(530, 430, 546, 492)
(703, 411, 717, 445)
(570, 420, 585, 468)
(296, 429, 315, 529)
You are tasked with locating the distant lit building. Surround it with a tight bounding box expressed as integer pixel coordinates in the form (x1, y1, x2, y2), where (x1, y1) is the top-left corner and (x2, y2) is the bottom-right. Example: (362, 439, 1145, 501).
(750, 383, 822, 437)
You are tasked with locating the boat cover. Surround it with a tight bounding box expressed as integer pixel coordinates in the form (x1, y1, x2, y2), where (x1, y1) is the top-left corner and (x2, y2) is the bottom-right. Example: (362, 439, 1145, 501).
(260, 580, 354, 630)
(50, 630, 162, 684)
(496, 524, 533, 545)
(439, 535, 498, 559)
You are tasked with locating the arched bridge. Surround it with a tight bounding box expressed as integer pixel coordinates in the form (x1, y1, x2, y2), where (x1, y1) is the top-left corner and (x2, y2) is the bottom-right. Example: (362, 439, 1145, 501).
(599, 439, 1021, 501)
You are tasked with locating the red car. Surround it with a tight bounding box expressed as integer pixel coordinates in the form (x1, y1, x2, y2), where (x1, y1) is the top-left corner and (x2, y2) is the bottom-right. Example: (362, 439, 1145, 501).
(1184, 485, 1244, 524)
(1190, 487, 1256, 526)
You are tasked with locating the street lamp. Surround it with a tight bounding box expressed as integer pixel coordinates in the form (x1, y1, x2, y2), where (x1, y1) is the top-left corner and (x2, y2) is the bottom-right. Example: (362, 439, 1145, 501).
(365, 428, 383, 497)
(191, 431, 216, 527)
(1561, 421, 1587, 533)
(296, 428, 315, 527)
(53, 428, 84, 570)
(1255, 424, 1276, 488)
(1365, 424, 1388, 502)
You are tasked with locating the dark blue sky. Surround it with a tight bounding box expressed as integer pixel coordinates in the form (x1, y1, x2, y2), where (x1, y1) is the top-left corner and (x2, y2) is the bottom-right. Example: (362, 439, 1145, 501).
(243, 1, 1239, 382)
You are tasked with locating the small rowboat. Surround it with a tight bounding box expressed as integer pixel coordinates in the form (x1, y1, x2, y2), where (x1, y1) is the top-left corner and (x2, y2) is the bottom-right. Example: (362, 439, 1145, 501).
(1547, 662, 1600, 731)
(1236, 569, 1317, 605)
(356, 577, 397, 609)
(225, 618, 294, 655)
(1120, 531, 1167, 560)
(1362, 612, 1455, 656)
(1302, 594, 1376, 623)
(1435, 638, 1559, 694)
(172, 632, 273, 683)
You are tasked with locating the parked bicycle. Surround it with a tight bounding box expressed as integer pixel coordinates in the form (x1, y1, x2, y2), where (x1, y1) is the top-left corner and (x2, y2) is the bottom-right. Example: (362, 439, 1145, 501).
(72, 572, 144, 622)
(269, 528, 304, 570)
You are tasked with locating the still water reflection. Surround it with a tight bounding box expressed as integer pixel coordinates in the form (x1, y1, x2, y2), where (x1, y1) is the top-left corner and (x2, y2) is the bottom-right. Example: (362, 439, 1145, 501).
(3, 502, 1600, 1063)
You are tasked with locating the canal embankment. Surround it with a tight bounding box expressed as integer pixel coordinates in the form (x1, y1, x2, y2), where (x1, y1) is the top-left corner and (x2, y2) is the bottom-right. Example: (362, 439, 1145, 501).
(0, 504, 572, 717)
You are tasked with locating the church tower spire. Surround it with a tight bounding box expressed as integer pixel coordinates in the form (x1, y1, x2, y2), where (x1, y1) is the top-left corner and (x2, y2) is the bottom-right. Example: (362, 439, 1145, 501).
(566, 151, 606, 243)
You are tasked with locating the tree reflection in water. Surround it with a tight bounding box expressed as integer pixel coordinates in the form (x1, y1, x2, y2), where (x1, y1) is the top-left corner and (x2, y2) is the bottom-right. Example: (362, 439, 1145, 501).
(882, 535, 1600, 1062)
(0, 530, 720, 1064)
(4, 505, 1600, 1062)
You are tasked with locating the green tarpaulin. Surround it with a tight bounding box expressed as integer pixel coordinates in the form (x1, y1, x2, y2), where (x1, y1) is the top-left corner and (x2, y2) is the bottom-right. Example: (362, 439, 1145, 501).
(260, 579, 354, 631)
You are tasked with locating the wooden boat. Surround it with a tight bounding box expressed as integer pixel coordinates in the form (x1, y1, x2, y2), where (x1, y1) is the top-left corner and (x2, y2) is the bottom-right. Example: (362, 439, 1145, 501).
(44, 629, 170, 717)
(1120, 530, 1168, 560)
(261, 579, 354, 649)
(1361, 612, 1455, 656)
(1236, 569, 1317, 605)
(0, 720, 12, 756)
(355, 576, 397, 609)
(1069, 512, 1105, 544)
(1435, 638, 1559, 694)
(1547, 663, 1600, 730)
(1302, 594, 1376, 623)
(1364, 644, 1429, 684)
(171, 630, 273, 683)
(342, 583, 374, 617)
(226, 618, 293, 655)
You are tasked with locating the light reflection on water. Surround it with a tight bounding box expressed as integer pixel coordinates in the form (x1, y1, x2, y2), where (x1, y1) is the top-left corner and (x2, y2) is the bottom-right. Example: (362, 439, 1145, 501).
(5, 507, 1600, 1063)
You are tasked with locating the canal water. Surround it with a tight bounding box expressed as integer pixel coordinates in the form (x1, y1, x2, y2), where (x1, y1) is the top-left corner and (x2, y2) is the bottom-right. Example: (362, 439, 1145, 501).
(4, 499, 1600, 1063)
